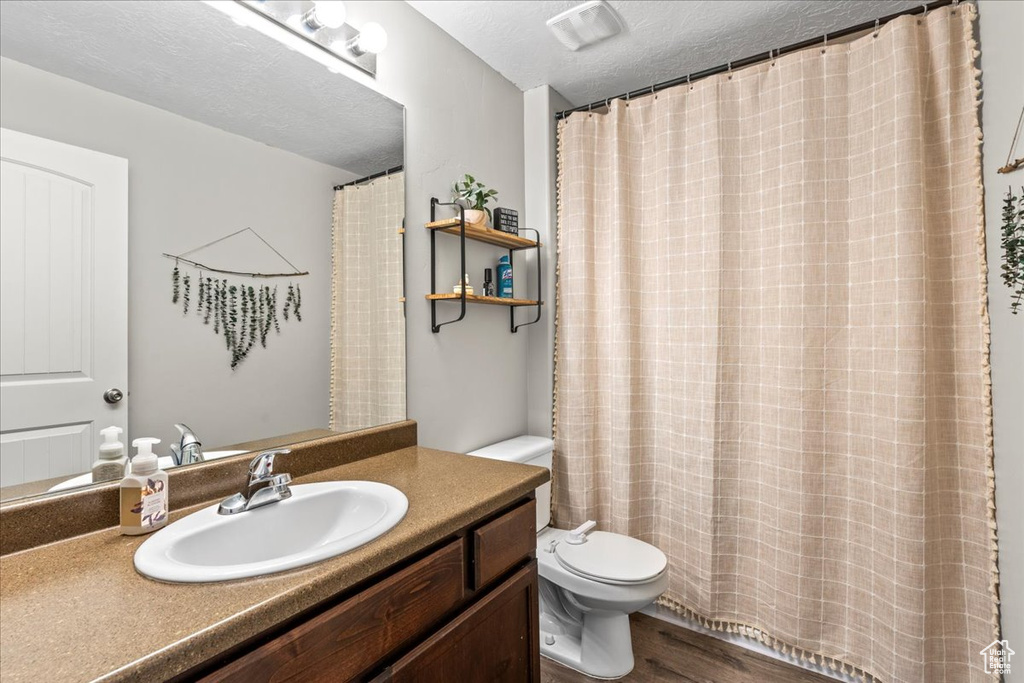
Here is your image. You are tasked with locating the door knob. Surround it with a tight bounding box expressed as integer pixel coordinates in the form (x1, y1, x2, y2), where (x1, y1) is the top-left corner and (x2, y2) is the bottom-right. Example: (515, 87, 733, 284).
(104, 388, 124, 404)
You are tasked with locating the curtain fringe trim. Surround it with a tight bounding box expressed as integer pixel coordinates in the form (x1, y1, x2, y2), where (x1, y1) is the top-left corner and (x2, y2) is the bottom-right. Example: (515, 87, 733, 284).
(965, 2, 1003, 663)
(328, 189, 342, 432)
(550, 118, 567, 524)
(655, 595, 877, 682)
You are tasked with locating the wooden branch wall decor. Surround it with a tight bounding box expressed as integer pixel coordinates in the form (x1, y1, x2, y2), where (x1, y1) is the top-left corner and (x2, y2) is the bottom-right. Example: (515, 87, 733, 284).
(166, 228, 307, 369)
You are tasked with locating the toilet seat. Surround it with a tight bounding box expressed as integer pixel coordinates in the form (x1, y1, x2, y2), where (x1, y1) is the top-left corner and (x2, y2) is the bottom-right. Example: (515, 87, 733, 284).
(554, 531, 667, 585)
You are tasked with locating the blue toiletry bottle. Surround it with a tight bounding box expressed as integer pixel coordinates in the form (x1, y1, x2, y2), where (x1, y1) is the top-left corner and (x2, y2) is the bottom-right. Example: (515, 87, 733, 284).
(497, 255, 513, 298)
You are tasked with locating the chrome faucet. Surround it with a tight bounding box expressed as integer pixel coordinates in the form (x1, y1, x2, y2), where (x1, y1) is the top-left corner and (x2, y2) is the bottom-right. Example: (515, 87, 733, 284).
(218, 449, 292, 515)
(170, 423, 204, 466)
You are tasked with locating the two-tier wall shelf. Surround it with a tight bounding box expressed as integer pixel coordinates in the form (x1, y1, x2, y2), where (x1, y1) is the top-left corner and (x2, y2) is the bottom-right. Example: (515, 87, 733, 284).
(426, 197, 542, 333)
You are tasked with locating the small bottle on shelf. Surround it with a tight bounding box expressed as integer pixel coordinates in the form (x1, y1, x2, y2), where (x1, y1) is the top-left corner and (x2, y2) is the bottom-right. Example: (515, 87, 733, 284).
(482, 268, 495, 297)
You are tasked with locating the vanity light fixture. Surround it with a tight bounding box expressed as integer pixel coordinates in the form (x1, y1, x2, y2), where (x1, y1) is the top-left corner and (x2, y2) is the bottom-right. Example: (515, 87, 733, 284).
(202, 1, 386, 77)
(343, 21, 388, 56)
(302, 1, 346, 31)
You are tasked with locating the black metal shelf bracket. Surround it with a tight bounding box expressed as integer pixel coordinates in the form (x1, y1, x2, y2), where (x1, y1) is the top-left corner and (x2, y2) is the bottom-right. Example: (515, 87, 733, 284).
(510, 228, 542, 333)
(429, 197, 467, 333)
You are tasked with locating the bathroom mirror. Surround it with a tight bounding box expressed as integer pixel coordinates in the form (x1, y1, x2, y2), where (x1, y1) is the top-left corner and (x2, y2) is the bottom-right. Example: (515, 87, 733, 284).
(0, 1, 406, 502)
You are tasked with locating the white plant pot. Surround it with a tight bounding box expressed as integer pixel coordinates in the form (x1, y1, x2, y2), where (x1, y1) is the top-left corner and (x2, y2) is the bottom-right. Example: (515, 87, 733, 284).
(461, 209, 486, 226)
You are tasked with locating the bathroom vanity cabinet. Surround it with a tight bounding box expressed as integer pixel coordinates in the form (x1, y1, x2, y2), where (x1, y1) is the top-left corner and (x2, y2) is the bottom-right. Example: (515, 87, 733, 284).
(192, 498, 540, 683)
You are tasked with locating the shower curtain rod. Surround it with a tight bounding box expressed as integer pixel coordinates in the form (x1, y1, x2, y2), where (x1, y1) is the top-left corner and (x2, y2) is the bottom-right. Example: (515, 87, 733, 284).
(334, 164, 403, 191)
(555, 0, 964, 120)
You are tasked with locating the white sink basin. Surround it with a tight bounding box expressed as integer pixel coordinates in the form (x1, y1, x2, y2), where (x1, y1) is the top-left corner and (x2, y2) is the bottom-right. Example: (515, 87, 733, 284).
(134, 481, 408, 583)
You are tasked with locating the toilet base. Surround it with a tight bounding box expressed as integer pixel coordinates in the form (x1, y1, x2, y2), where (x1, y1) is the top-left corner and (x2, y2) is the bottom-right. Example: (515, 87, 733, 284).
(539, 586, 636, 679)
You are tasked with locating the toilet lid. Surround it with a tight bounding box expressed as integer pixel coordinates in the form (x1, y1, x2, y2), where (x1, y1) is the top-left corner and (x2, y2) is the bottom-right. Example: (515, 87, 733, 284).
(554, 531, 667, 584)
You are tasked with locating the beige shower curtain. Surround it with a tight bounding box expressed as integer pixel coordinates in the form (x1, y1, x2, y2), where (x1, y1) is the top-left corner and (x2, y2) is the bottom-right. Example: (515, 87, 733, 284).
(330, 172, 405, 433)
(554, 6, 996, 682)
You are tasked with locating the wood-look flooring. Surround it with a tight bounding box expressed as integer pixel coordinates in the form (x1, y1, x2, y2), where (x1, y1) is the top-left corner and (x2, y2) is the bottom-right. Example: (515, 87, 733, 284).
(540, 614, 836, 683)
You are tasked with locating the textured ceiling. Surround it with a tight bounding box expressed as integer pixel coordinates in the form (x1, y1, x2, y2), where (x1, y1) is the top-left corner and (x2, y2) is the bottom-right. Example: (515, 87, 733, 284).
(406, 0, 924, 106)
(0, 1, 403, 175)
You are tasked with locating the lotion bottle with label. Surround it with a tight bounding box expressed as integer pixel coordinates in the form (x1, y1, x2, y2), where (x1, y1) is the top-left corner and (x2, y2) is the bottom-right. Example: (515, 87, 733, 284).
(120, 438, 168, 536)
(92, 426, 127, 484)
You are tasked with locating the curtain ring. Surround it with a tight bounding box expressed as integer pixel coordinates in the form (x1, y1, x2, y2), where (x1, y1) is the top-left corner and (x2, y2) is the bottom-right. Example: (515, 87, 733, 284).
(727, 61, 732, 79)
(650, 85, 656, 95)
(821, 34, 827, 54)
(605, 97, 611, 109)
(873, 19, 880, 37)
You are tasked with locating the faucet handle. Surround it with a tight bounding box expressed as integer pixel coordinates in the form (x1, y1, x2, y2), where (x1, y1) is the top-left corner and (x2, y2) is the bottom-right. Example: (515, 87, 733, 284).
(248, 448, 291, 482)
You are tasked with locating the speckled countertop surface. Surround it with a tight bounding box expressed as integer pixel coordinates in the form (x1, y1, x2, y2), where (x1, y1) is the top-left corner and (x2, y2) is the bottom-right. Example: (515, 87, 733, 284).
(0, 446, 548, 683)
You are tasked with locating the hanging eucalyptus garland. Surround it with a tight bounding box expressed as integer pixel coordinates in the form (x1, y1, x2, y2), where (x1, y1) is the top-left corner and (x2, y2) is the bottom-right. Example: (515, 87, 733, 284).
(170, 262, 303, 369)
(282, 283, 302, 321)
(182, 274, 191, 314)
(1002, 186, 1024, 315)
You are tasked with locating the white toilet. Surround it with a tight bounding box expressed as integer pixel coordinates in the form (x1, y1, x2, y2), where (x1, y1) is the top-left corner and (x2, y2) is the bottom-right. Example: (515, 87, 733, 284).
(468, 436, 668, 680)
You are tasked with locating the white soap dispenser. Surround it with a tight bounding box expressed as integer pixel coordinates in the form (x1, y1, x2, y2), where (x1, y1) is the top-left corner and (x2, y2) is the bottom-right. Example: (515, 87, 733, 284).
(120, 438, 168, 536)
(92, 426, 127, 484)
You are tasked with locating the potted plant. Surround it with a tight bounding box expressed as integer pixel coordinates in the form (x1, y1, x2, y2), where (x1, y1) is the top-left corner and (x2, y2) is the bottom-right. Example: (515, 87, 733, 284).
(452, 174, 498, 226)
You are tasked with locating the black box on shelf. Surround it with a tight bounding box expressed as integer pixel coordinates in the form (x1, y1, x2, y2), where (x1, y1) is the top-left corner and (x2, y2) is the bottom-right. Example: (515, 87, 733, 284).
(493, 208, 519, 235)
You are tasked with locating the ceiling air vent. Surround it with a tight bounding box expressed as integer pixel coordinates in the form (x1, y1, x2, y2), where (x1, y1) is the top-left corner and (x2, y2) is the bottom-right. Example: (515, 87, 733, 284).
(546, 1, 623, 52)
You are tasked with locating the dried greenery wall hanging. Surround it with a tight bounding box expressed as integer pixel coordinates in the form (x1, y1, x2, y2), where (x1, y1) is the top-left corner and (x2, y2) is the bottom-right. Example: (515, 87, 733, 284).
(1001, 186, 1024, 314)
(165, 228, 308, 369)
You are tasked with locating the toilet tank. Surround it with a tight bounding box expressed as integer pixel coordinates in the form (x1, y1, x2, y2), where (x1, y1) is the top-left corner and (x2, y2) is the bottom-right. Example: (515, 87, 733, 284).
(467, 436, 553, 530)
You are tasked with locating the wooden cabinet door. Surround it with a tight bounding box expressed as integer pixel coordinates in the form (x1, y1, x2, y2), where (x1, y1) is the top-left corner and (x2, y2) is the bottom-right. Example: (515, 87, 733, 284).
(381, 561, 540, 683)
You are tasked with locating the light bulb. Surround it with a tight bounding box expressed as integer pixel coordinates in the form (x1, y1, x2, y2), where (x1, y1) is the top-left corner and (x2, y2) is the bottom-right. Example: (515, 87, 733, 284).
(352, 21, 387, 55)
(304, 1, 346, 30)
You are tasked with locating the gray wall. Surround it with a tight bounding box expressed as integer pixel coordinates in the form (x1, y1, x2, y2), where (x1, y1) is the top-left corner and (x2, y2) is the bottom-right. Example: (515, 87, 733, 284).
(0, 57, 359, 451)
(978, 0, 1024, 671)
(343, 2, 528, 453)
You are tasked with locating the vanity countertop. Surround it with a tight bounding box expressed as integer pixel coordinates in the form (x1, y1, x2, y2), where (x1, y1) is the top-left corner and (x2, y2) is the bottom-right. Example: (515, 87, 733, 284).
(0, 446, 549, 683)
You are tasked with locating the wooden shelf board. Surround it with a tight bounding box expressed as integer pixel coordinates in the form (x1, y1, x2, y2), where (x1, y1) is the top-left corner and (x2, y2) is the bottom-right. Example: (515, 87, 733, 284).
(426, 293, 540, 307)
(425, 218, 538, 249)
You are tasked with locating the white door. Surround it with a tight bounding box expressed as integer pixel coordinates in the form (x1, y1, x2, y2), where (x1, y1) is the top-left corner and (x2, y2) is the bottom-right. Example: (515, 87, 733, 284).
(0, 128, 128, 489)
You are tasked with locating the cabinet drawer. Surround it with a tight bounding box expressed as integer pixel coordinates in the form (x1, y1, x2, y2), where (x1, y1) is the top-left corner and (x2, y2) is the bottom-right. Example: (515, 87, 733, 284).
(380, 561, 540, 683)
(201, 539, 465, 683)
(471, 499, 535, 589)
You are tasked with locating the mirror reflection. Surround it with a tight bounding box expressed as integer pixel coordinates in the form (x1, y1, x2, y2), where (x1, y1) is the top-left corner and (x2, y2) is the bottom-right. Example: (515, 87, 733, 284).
(0, 0, 406, 502)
